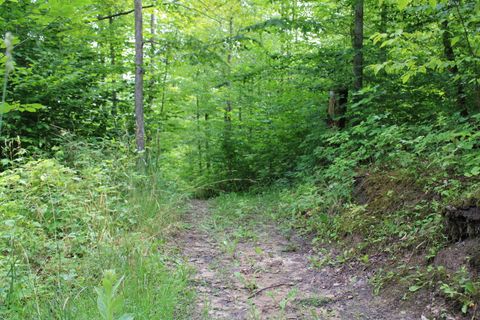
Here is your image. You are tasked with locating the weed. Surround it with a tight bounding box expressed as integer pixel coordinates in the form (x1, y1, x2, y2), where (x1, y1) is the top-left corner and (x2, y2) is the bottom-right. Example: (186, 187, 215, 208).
(95, 270, 133, 320)
(279, 288, 298, 318)
(234, 272, 258, 292)
(247, 300, 261, 320)
(440, 267, 480, 314)
(221, 237, 239, 258)
(254, 246, 264, 255)
(297, 296, 334, 307)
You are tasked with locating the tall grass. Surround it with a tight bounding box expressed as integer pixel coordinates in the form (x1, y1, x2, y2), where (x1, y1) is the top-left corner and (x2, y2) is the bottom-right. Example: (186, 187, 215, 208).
(59, 173, 193, 320)
(0, 142, 193, 319)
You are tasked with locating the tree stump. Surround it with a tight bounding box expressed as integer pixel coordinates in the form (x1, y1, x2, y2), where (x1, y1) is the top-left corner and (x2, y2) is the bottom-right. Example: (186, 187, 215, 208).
(327, 87, 348, 128)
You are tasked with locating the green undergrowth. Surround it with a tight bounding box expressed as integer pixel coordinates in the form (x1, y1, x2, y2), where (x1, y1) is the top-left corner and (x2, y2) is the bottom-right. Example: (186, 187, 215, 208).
(205, 193, 270, 257)
(212, 113, 480, 316)
(0, 140, 193, 319)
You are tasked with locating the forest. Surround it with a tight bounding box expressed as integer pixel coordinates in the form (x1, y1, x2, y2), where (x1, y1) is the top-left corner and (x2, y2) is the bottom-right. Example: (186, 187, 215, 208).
(1, 0, 480, 319)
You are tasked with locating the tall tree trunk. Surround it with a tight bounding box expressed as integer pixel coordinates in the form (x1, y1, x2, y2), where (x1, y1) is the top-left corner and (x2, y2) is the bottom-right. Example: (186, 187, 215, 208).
(134, 0, 146, 153)
(146, 12, 157, 108)
(452, 0, 480, 111)
(239, 79, 244, 123)
(224, 17, 234, 175)
(160, 47, 169, 115)
(441, 20, 467, 116)
(292, 0, 298, 43)
(196, 95, 203, 172)
(379, 3, 388, 63)
(353, 0, 364, 94)
(108, 17, 119, 132)
(205, 112, 211, 172)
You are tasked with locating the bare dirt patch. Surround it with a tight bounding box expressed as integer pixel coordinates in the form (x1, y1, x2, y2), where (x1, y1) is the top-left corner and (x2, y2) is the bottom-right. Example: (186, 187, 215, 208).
(177, 200, 425, 319)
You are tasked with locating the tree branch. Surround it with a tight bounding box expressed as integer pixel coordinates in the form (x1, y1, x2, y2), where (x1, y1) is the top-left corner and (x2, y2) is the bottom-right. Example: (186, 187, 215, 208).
(248, 283, 296, 299)
(96, 4, 154, 21)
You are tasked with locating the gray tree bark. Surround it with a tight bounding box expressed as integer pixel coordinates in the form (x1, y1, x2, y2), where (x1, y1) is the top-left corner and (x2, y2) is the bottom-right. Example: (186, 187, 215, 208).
(135, 0, 146, 153)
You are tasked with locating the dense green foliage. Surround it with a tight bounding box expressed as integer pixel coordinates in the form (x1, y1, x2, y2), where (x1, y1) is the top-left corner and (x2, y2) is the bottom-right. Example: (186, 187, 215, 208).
(0, 141, 192, 319)
(1, 0, 480, 318)
(2, 0, 479, 182)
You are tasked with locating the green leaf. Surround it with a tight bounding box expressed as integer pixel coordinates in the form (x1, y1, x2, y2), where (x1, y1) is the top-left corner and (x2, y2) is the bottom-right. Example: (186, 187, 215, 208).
(401, 73, 411, 83)
(0, 102, 13, 114)
(95, 287, 108, 319)
(372, 64, 384, 75)
(451, 36, 461, 46)
(397, 0, 410, 10)
(19, 103, 45, 112)
(429, 0, 437, 8)
(4, 219, 15, 227)
(318, 213, 329, 224)
(466, 167, 480, 177)
(408, 285, 422, 292)
(464, 281, 475, 294)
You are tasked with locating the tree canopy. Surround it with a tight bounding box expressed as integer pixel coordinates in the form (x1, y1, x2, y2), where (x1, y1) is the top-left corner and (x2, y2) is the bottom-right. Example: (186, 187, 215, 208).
(1, 0, 478, 182)
(1, 0, 480, 318)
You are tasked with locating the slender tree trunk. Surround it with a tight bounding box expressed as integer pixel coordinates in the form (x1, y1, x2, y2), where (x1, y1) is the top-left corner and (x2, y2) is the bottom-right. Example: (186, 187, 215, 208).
(353, 0, 364, 94)
(134, 0, 146, 153)
(160, 48, 169, 115)
(452, 0, 480, 111)
(196, 95, 203, 172)
(239, 79, 244, 123)
(205, 112, 211, 172)
(146, 12, 157, 107)
(292, 0, 298, 43)
(150, 12, 156, 55)
(108, 17, 119, 132)
(224, 17, 234, 175)
(441, 20, 467, 116)
(379, 4, 388, 63)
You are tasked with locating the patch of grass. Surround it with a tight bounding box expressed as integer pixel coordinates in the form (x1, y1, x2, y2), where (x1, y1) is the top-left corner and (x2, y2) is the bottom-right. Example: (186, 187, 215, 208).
(205, 193, 274, 248)
(0, 143, 193, 319)
(297, 296, 334, 308)
(62, 247, 193, 320)
(234, 272, 258, 292)
(221, 237, 239, 258)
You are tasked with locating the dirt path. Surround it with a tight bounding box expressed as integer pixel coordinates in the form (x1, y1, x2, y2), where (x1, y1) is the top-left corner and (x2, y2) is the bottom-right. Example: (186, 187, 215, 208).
(178, 200, 424, 320)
